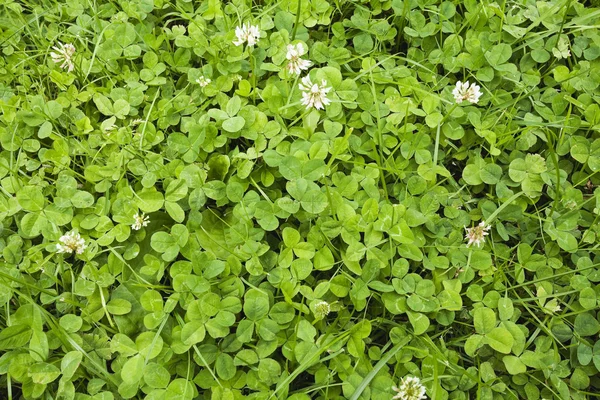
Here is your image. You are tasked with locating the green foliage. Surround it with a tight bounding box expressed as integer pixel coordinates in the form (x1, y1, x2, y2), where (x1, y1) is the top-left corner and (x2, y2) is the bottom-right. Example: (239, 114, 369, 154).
(1, 0, 600, 399)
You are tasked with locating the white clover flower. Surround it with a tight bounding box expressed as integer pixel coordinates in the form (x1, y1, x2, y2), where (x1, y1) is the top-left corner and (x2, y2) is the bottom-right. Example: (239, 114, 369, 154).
(452, 81, 482, 104)
(392, 376, 427, 400)
(56, 231, 87, 254)
(286, 43, 312, 75)
(464, 221, 491, 247)
(195, 76, 211, 87)
(132, 213, 150, 230)
(298, 76, 331, 110)
(314, 300, 331, 317)
(233, 23, 260, 47)
(50, 42, 76, 72)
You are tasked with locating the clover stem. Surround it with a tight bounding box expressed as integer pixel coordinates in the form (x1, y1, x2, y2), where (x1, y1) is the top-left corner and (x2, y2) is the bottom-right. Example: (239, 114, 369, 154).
(291, 0, 302, 41)
(250, 46, 257, 105)
(433, 103, 459, 167)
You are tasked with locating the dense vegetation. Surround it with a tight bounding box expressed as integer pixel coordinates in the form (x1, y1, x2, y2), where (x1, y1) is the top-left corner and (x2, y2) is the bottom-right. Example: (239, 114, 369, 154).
(1, 0, 600, 399)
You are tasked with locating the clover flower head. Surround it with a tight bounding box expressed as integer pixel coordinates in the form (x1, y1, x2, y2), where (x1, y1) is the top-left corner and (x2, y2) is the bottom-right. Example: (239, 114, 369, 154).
(50, 42, 76, 72)
(233, 23, 260, 47)
(56, 231, 87, 254)
(195, 76, 211, 87)
(132, 213, 150, 231)
(464, 221, 491, 247)
(392, 376, 427, 400)
(452, 80, 482, 104)
(314, 300, 331, 317)
(298, 76, 331, 110)
(286, 43, 312, 75)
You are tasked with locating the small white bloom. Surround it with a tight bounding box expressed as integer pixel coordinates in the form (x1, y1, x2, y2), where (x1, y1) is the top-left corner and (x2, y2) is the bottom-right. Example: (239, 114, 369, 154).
(452, 81, 482, 104)
(314, 300, 331, 317)
(50, 42, 76, 72)
(286, 43, 312, 75)
(132, 213, 150, 230)
(195, 76, 211, 87)
(464, 221, 491, 247)
(392, 376, 427, 400)
(56, 231, 87, 254)
(233, 23, 260, 47)
(298, 76, 331, 110)
(232, 74, 243, 82)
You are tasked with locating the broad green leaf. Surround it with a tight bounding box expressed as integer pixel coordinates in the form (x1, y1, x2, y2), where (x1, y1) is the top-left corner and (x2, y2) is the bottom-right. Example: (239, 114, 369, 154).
(574, 313, 600, 336)
(17, 186, 45, 212)
(243, 289, 269, 321)
(122, 354, 145, 384)
(61, 351, 83, 380)
(29, 362, 61, 384)
(0, 324, 32, 350)
(181, 321, 206, 345)
(222, 116, 245, 133)
(485, 327, 514, 354)
(503, 355, 526, 375)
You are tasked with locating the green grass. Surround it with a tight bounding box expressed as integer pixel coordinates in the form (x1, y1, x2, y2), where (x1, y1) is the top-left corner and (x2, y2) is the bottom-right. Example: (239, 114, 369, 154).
(0, 0, 599, 399)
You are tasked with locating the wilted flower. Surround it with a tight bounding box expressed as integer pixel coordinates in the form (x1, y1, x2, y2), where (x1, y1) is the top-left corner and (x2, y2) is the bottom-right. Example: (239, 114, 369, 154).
(464, 221, 491, 247)
(392, 376, 427, 400)
(195, 76, 211, 87)
(286, 43, 311, 75)
(298, 76, 331, 110)
(233, 23, 260, 47)
(56, 231, 87, 254)
(452, 81, 482, 104)
(132, 213, 150, 230)
(50, 42, 76, 72)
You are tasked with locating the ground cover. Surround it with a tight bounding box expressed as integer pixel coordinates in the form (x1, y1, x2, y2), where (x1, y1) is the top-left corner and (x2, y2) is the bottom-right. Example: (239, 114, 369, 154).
(1, 0, 600, 399)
